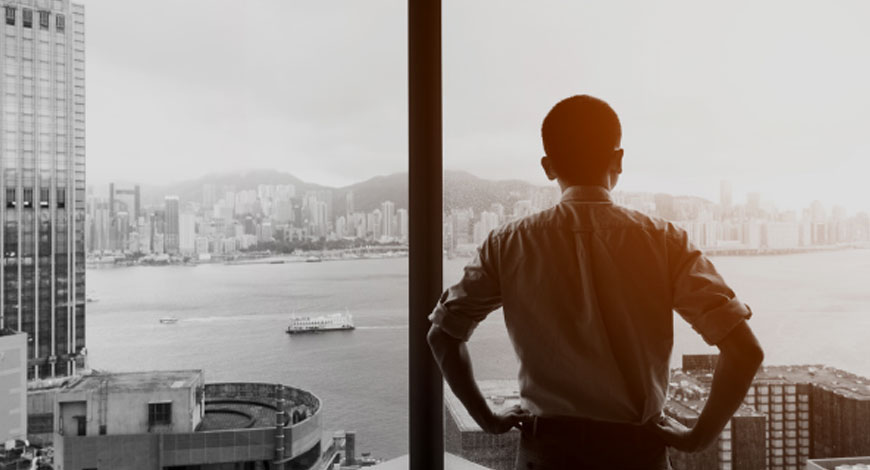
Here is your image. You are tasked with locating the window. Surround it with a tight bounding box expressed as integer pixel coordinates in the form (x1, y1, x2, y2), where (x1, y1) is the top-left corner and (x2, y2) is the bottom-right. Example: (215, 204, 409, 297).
(148, 402, 172, 426)
(39, 188, 50, 208)
(22, 8, 31, 28)
(57, 188, 65, 208)
(4, 6, 14, 26)
(75, 415, 86, 436)
(22, 188, 32, 208)
(39, 11, 49, 30)
(5, 188, 15, 208)
(56, 14, 64, 32)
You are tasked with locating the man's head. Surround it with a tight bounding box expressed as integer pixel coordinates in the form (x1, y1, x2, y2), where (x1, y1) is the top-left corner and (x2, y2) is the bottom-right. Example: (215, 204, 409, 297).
(540, 95, 624, 189)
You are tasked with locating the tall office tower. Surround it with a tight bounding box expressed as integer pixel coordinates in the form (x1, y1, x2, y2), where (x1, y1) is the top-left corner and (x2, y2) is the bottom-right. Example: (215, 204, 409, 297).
(164, 196, 180, 254)
(720, 180, 732, 212)
(178, 211, 196, 254)
(108, 182, 139, 252)
(345, 191, 354, 218)
(747, 192, 762, 218)
(381, 200, 395, 238)
(396, 208, 408, 240)
(0, 0, 86, 379)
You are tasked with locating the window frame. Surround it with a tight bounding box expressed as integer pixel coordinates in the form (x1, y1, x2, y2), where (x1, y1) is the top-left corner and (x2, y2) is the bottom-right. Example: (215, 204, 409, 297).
(22, 8, 32, 28)
(148, 401, 173, 426)
(408, 1, 444, 469)
(38, 10, 49, 30)
(4, 6, 14, 26)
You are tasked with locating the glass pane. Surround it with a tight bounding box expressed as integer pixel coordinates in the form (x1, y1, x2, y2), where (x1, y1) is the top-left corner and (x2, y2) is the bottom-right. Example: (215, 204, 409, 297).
(0, 0, 406, 467)
(444, 1, 870, 469)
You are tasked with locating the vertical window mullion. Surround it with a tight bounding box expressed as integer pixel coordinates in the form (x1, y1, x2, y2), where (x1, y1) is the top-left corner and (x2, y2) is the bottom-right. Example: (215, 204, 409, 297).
(409, 0, 444, 469)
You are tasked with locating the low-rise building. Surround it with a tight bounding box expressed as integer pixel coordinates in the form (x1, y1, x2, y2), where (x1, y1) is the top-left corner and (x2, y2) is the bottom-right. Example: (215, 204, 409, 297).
(0, 329, 27, 442)
(444, 380, 522, 470)
(50, 370, 323, 470)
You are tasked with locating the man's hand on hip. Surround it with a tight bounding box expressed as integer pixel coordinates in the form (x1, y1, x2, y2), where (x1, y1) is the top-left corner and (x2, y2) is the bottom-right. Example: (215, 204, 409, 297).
(480, 404, 532, 434)
(646, 415, 701, 453)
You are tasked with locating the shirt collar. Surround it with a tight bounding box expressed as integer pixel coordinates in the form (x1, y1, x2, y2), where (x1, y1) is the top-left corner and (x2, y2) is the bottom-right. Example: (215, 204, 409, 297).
(560, 185, 613, 204)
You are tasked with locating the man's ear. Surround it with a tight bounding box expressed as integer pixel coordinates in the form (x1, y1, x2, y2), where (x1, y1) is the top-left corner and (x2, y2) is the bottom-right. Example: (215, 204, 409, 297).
(541, 156, 558, 181)
(611, 149, 624, 174)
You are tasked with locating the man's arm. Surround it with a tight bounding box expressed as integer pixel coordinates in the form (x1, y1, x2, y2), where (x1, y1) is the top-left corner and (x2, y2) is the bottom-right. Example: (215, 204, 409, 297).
(650, 320, 764, 452)
(427, 325, 530, 434)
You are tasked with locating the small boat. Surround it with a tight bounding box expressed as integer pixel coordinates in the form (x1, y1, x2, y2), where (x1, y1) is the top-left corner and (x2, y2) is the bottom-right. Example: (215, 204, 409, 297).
(286, 312, 354, 334)
(305, 256, 323, 263)
(159, 317, 179, 324)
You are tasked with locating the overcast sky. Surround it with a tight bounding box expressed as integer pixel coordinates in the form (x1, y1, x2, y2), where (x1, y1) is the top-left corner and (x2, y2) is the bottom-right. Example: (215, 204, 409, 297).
(81, 0, 870, 212)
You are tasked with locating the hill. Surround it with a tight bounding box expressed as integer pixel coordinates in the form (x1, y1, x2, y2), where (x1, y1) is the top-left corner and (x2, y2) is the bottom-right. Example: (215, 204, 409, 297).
(141, 169, 550, 215)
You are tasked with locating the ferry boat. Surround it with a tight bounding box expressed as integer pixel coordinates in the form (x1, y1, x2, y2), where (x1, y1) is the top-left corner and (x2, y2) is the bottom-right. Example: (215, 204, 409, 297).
(286, 313, 354, 334)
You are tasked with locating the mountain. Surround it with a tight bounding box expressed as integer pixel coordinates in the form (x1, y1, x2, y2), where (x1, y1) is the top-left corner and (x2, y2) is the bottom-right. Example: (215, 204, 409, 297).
(140, 169, 329, 206)
(140, 168, 551, 215)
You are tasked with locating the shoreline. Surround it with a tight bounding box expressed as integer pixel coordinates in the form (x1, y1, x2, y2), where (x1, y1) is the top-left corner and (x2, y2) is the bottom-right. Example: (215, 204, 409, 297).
(85, 244, 869, 269)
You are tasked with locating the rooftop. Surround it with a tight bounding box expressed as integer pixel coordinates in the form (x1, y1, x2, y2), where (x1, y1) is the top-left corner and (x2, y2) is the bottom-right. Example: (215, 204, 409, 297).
(667, 371, 764, 419)
(0, 327, 23, 338)
(63, 370, 203, 393)
(677, 361, 870, 399)
(198, 401, 278, 431)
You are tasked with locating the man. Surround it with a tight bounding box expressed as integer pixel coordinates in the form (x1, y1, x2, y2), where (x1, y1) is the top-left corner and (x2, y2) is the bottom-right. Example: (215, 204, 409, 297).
(428, 95, 764, 469)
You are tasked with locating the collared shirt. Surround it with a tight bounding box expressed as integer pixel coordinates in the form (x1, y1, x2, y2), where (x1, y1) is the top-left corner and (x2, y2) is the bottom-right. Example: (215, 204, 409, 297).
(430, 185, 752, 424)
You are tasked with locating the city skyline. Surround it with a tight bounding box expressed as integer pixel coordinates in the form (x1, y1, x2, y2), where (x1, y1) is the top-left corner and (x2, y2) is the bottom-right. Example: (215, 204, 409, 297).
(89, 167, 870, 217)
(84, 169, 869, 263)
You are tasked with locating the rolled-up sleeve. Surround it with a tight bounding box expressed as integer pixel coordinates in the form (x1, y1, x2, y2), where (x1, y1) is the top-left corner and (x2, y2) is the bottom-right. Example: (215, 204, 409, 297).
(428, 233, 503, 341)
(668, 225, 752, 345)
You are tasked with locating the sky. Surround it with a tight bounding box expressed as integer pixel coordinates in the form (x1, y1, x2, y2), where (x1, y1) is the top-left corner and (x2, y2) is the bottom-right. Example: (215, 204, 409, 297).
(81, 0, 870, 212)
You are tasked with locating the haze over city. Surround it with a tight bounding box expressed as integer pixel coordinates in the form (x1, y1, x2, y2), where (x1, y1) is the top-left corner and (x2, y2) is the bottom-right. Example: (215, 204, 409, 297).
(79, 0, 870, 213)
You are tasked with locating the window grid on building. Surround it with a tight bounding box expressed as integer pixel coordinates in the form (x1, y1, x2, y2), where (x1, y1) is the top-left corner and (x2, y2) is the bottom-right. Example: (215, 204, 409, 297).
(148, 402, 172, 426)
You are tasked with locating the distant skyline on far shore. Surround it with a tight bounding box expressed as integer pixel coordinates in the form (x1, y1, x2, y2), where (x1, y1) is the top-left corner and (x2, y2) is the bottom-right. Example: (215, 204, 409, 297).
(87, 168, 868, 216)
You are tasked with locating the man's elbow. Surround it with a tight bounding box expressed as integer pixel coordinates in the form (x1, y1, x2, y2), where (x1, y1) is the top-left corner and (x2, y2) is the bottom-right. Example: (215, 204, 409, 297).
(427, 324, 450, 352)
(747, 341, 764, 368)
(427, 324, 462, 356)
(719, 322, 765, 370)
(739, 337, 764, 376)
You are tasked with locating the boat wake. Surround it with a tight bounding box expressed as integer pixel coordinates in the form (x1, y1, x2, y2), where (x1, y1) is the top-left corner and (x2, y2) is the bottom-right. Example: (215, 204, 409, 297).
(354, 325, 409, 330)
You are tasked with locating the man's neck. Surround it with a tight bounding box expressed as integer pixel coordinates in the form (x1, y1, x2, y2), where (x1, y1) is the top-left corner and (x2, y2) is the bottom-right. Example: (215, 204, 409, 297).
(558, 177, 613, 193)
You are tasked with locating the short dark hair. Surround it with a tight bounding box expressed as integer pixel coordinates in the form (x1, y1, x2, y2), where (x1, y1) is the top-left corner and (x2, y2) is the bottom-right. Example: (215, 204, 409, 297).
(541, 95, 622, 182)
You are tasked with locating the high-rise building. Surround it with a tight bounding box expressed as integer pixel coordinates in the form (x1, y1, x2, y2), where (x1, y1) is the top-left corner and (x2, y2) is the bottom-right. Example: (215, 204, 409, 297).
(346, 190, 354, 218)
(381, 200, 395, 239)
(720, 180, 732, 213)
(679, 355, 870, 470)
(747, 192, 762, 218)
(108, 182, 140, 252)
(0, 0, 86, 379)
(164, 196, 180, 254)
(178, 211, 196, 254)
(397, 208, 408, 241)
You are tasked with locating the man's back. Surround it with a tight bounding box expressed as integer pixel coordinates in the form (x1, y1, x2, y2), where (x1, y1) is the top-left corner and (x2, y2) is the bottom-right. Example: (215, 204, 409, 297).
(431, 185, 752, 424)
(428, 95, 764, 469)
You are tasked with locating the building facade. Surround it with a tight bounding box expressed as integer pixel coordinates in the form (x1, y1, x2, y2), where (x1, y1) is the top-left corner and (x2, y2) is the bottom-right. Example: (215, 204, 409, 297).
(0, 0, 86, 379)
